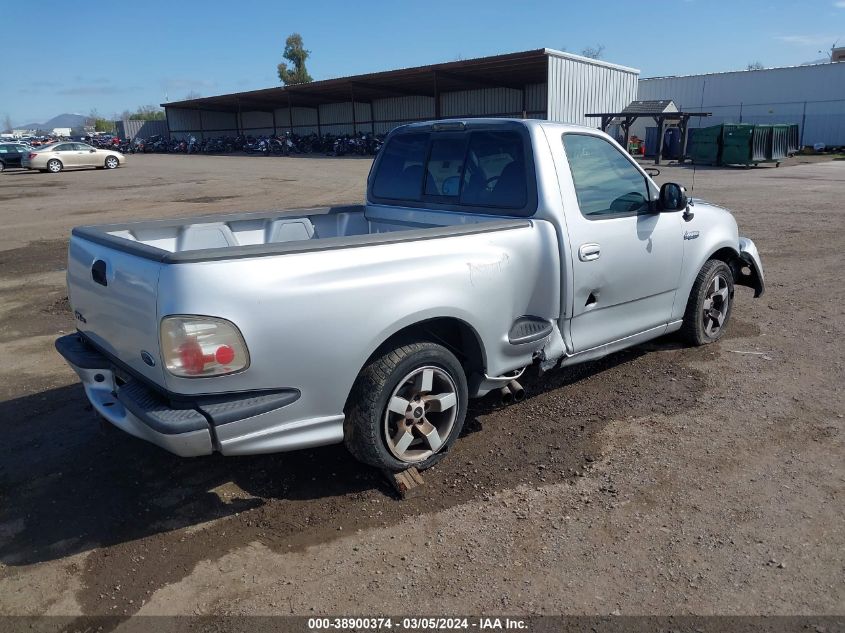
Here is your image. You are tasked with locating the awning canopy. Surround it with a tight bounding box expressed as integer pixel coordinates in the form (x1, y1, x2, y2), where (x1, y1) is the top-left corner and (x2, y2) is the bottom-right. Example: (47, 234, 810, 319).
(163, 49, 551, 113)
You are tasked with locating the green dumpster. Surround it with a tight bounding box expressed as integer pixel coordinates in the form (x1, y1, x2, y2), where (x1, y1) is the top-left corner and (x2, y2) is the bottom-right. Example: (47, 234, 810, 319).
(689, 124, 722, 165)
(769, 124, 789, 161)
(787, 124, 800, 154)
(751, 125, 771, 163)
(721, 124, 755, 166)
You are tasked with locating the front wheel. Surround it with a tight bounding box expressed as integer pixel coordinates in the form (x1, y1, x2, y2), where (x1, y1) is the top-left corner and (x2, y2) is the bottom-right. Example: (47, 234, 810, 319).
(680, 259, 734, 345)
(344, 341, 468, 471)
(47, 159, 63, 173)
(104, 156, 119, 169)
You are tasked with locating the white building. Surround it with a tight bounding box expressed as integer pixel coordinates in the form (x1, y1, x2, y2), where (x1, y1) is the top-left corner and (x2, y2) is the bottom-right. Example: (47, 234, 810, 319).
(636, 62, 845, 146)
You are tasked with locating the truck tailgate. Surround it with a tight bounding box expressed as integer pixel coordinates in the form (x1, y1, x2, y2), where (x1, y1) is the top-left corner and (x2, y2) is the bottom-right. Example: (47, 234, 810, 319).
(67, 237, 165, 386)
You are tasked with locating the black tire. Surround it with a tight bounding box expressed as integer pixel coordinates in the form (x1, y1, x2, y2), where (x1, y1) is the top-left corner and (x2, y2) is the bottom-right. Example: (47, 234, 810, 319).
(47, 159, 62, 173)
(680, 259, 735, 346)
(104, 156, 119, 169)
(344, 341, 468, 472)
(0, 161, 5, 173)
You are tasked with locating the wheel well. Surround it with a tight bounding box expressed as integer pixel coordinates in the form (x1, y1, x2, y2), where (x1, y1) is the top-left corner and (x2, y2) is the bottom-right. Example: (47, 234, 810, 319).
(367, 318, 485, 379)
(709, 247, 739, 266)
(708, 246, 743, 280)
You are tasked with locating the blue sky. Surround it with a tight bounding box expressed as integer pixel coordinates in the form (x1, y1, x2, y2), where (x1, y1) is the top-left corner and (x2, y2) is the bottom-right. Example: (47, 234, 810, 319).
(3, 0, 844, 126)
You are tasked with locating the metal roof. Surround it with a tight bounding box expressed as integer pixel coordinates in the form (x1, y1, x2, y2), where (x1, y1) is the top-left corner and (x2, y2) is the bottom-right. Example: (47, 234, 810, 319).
(622, 99, 678, 114)
(162, 48, 639, 113)
(642, 61, 839, 81)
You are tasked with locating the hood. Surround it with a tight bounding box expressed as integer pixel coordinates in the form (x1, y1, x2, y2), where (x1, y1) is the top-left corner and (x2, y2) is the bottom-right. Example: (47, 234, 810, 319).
(686, 198, 739, 239)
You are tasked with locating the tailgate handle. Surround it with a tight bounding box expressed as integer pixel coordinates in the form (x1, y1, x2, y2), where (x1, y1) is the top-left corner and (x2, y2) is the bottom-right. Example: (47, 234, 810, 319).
(91, 260, 108, 287)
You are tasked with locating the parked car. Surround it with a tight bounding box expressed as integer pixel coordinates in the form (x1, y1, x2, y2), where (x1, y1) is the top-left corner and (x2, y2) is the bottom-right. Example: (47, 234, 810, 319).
(56, 119, 764, 471)
(0, 142, 32, 171)
(22, 142, 125, 173)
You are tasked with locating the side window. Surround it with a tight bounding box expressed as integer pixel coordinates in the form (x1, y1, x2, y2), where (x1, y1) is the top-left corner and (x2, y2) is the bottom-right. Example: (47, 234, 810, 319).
(54, 144, 71, 152)
(0, 146, 8, 154)
(424, 138, 467, 197)
(371, 133, 428, 201)
(563, 134, 650, 218)
(461, 131, 526, 209)
(74, 143, 92, 151)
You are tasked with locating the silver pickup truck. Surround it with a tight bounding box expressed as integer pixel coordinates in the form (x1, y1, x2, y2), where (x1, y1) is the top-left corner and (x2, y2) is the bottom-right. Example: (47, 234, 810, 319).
(56, 119, 764, 471)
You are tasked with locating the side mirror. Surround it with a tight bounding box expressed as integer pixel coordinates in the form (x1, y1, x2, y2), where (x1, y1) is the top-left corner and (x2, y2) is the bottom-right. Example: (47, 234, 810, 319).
(89, 149, 96, 153)
(659, 182, 688, 212)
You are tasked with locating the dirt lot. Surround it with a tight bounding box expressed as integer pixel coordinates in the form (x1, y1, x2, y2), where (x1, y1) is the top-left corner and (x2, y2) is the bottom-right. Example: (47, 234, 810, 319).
(0, 154, 842, 622)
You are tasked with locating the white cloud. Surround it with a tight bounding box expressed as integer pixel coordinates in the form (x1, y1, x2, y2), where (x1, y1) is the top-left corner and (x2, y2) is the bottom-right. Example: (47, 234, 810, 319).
(776, 34, 836, 47)
(834, 1, 845, 8)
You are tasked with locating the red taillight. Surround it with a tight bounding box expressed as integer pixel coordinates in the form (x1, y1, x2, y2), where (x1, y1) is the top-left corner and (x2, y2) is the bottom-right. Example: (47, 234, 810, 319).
(161, 316, 249, 378)
(215, 345, 235, 365)
(28, 153, 37, 159)
(178, 340, 206, 375)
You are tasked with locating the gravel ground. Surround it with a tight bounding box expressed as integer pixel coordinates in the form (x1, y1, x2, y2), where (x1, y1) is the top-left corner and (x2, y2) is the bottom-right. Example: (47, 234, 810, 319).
(0, 153, 842, 622)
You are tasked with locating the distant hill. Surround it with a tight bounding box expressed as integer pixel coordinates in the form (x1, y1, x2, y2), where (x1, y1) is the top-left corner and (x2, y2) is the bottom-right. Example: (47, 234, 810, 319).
(20, 113, 88, 130)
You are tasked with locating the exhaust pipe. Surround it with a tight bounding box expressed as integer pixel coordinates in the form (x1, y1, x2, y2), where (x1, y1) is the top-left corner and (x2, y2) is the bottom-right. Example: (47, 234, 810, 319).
(508, 379, 526, 402)
(499, 385, 514, 405)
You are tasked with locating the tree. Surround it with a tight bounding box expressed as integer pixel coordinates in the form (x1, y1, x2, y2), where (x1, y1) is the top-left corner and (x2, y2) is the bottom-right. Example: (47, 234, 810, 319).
(580, 44, 605, 60)
(184, 90, 202, 100)
(746, 61, 765, 71)
(277, 33, 313, 85)
(128, 105, 166, 121)
(2, 113, 12, 133)
(87, 109, 114, 133)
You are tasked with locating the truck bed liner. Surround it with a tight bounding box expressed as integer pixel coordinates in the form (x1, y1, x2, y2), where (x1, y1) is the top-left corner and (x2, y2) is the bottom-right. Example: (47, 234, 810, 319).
(73, 205, 531, 264)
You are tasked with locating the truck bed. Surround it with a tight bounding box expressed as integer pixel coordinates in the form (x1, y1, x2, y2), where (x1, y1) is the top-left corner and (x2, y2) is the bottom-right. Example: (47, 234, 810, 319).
(73, 205, 529, 263)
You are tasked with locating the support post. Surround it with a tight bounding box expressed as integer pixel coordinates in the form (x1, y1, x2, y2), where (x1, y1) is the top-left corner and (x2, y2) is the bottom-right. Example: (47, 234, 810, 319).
(433, 71, 441, 119)
(272, 109, 277, 136)
(522, 85, 527, 119)
(316, 106, 321, 137)
(679, 116, 690, 163)
(351, 87, 357, 135)
(622, 115, 632, 151)
(654, 115, 665, 165)
(198, 110, 204, 141)
(799, 101, 807, 148)
(287, 92, 294, 134)
(236, 98, 241, 136)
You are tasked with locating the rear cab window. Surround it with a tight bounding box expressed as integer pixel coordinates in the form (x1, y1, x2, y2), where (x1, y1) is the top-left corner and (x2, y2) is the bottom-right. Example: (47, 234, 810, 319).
(369, 123, 536, 216)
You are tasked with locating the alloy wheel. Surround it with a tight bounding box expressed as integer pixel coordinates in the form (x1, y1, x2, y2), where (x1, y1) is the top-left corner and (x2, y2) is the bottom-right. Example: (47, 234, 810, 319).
(383, 366, 458, 463)
(702, 273, 730, 337)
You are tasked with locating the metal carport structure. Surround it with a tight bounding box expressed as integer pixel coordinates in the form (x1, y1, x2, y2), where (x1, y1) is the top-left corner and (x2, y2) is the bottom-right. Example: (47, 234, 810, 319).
(163, 49, 639, 140)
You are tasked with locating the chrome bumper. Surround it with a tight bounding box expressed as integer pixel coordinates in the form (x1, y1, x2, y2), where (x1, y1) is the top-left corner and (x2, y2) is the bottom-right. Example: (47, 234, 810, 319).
(55, 334, 301, 457)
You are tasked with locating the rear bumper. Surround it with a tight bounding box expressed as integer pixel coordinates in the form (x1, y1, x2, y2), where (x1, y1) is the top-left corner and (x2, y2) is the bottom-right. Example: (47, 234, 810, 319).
(55, 334, 300, 457)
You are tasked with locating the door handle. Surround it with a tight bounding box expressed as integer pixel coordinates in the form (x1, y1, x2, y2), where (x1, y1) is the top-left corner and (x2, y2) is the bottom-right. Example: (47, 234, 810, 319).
(578, 243, 601, 262)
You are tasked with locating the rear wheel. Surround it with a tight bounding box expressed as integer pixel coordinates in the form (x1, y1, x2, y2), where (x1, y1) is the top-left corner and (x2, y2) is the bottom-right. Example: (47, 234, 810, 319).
(680, 259, 734, 345)
(47, 159, 62, 173)
(344, 341, 468, 471)
(104, 156, 119, 169)
(0, 161, 5, 172)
